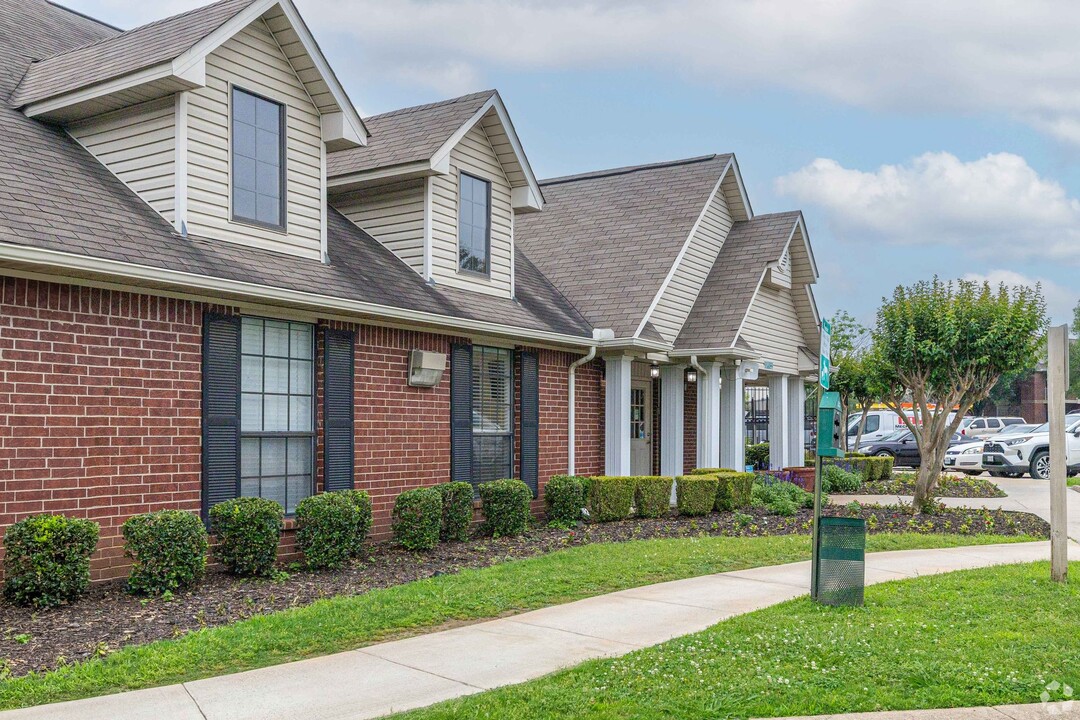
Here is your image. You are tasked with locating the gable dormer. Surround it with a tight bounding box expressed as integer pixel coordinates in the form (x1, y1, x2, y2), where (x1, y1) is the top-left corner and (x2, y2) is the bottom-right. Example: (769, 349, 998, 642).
(328, 91, 542, 299)
(16, 0, 367, 262)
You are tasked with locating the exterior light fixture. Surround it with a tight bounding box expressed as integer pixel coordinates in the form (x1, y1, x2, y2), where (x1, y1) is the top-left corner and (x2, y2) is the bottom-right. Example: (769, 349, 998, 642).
(650, 363, 660, 379)
(686, 368, 698, 384)
(407, 349, 447, 387)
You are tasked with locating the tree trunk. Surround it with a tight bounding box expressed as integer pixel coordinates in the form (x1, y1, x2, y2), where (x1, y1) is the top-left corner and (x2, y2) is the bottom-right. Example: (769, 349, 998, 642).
(854, 410, 869, 450)
(913, 434, 949, 511)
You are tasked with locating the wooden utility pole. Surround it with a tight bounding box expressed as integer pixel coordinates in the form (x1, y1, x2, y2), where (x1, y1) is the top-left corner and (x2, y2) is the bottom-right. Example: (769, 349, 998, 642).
(1048, 324, 1068, 583)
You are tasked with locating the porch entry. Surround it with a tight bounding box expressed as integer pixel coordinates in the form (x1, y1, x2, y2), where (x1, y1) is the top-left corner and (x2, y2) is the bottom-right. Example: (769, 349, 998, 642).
(630, 379, 652, 475)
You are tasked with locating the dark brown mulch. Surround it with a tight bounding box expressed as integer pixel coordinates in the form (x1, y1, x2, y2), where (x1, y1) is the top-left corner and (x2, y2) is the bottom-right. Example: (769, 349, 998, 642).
(854, 473, 1008, 499)
(0, 505, 1048, 677)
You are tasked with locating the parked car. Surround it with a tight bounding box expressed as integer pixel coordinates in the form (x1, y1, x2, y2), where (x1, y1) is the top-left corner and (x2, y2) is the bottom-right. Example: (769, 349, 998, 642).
(857, 429, 964, 468)
(982, 415, 1080, 479)
(944, 423, 1040, 475)
(958, 416, 1026, 439)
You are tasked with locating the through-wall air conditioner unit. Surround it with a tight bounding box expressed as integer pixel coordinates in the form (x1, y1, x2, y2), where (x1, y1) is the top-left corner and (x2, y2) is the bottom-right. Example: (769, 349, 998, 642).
(408, 350, 447, 387)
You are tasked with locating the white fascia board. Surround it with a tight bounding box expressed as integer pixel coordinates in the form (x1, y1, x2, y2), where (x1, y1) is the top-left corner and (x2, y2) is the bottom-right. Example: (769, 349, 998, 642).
(22, 59, 205, 120)
(326, 160, 439, 193)
(594, 337, 672, 353)
(731, 268, 770, 351)
(725, 154, 754, 220)
(668, 347, 760, 360)
(175, 0, 369, 145)
(0, 242, 597, 348)
(430, 93, 544, 211)
(321, 112, 364, 151)
(794, 213, 820, 282)
(631, 156, 733, 340)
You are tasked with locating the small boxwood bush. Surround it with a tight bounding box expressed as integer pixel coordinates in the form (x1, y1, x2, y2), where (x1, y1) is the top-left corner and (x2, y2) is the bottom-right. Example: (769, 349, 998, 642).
(3, 514, 99, 608)
(479, 478, 532, 537)
(392, 487, 442, 551)
(688, 467, 737, 476)
(745, 442, 770, 470)
(676, 476, 718, 516)
(714, 471, 755, 511)
(123, 510, 208, 595)
(822, 464, 862, 494)
(295, 490, 372, 570)
(586, 476, 636, 521)
(545, 475, 585, 525)
(436, 481, 474, 542)
(634, 477, 673, 518)
(209, 497, 283, 577)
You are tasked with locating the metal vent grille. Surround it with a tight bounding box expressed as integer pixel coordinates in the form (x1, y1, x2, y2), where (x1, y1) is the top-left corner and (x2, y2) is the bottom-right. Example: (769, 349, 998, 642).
(815, 517, 866, 606)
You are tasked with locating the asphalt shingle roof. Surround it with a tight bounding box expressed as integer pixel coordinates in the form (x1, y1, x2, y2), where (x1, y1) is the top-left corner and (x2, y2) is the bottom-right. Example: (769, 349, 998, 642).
(327, 90, 495, 178)
(0, 2, 589, 340)
(514, 155, 732, 338)
(675, 211, 801, 350)
(10, 0, 256, 107)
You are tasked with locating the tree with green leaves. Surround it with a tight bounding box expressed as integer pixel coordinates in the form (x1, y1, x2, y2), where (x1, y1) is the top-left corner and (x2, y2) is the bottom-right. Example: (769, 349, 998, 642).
(828, 311, 874, 450)
(868, 278, 1046, 511)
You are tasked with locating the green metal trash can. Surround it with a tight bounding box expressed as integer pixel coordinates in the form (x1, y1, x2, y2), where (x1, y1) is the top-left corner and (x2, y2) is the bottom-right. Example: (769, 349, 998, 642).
(814, 516, 866, 606)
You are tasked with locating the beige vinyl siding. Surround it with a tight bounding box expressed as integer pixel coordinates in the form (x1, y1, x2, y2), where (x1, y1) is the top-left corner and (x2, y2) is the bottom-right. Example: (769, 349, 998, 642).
(430, 122, 513, 298)
(739, 284, 804, 375)
(647, 187, 734, 342)
(185, 18, 324, 260)
(333, 179, 426, 275)
(69, 98, 176, 223)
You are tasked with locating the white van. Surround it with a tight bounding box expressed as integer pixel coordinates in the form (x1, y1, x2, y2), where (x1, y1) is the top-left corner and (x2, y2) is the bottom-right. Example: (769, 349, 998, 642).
(846, 410, 905, 444)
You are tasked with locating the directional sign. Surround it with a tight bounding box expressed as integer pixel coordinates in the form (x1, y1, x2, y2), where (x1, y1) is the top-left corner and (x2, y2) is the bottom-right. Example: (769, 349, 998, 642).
(819, 319, 832, 390)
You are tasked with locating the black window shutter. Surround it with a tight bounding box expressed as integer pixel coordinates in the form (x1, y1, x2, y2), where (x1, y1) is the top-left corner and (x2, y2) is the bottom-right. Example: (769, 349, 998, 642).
(202, 312, 241, 518)
(520, 351, 540, 497)
(450, 343, 473, 484)
(324, 328, 356, 492)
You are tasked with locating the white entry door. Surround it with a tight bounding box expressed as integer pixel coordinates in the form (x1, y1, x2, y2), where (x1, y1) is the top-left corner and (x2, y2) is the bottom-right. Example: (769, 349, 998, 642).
(630, 380, 652, 475)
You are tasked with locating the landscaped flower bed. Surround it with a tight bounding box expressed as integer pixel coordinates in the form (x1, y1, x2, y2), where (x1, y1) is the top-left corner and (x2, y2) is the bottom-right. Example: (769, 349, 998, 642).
(854, 473, 1007, 499)
(0, 503, 1046, 678)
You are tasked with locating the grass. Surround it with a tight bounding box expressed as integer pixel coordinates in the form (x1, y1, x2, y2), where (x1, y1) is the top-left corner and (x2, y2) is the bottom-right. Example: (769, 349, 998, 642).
(1068, 477, 1080, 487)
(0, 532, 1035, 710)
(396, 561, 1080, 720)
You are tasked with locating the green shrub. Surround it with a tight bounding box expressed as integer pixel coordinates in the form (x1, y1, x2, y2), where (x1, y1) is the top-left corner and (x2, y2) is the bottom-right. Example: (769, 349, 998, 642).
(122, 510, 208, 595)
(688, 467, 737, 476)
(2, 514, 99, 608)
(714, 472, 755, 511)
(295, 490, 372, 570)
(634, 477, 673, 518)
(768, 496, 798, 516)
(545, 475, 585, 525)
(676, 476, 719, 516)
(435, 482, 474, 542)
(752, 479, 814, 514)
(392, 487, 442, 551)
(478, 479, 532, 537)
(586, 477, 636, 521)
(746, 442, 770, 470)
(209, 497, 283, 577)
(873, 456, 894, 481)
(822, 464, 862, 494)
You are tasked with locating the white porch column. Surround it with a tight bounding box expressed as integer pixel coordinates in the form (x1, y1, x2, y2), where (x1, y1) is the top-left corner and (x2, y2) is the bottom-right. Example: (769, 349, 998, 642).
(786, 376, 807, 467)
(720, 365, 745, 470)
(697, 361, 723, 469)
(660, 365, 685, 479)
(604, 354, 632, 476)
(768, 374, 790, 471)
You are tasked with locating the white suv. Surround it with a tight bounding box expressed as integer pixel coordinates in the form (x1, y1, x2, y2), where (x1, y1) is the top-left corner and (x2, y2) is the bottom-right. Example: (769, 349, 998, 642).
(981, 415, 1080, 479)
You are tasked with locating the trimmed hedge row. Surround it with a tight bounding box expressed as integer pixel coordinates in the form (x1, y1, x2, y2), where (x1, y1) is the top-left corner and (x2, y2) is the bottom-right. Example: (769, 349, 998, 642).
(479, 479, 532, 537)
(825, 455, 893, 481)
(545, 475, 586, 525)
(676, 476, 718, 516)
(391, 478, 532, 550)
(713, 471, 755, 511)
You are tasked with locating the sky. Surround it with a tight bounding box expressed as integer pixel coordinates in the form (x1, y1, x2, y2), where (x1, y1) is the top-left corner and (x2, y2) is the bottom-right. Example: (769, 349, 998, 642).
(66, 0, 1080, 327)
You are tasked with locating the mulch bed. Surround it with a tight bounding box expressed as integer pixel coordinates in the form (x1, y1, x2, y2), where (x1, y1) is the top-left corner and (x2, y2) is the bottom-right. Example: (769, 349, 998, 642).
(854, 474, 1007, 499)
(0, 505, 1047, 678)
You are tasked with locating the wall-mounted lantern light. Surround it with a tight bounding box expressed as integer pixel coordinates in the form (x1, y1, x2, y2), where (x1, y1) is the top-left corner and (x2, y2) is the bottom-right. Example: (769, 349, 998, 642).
(407, 349, 447, 387)
(649, 363, 660, 379)
(685, 368, 698, 384)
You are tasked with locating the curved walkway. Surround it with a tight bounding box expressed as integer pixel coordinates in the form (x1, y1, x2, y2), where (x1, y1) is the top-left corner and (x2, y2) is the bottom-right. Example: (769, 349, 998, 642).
(4, 541, 1073, 720)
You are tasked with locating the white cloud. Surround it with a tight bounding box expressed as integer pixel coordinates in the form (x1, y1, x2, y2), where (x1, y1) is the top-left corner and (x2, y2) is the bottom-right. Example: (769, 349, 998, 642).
(67, 0, 1080, 144)
(962, 270, 1076, 324)
(775, 151, 1080, 262)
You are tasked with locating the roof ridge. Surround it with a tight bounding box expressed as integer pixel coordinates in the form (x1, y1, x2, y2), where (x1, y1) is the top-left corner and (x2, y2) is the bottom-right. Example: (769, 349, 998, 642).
(27, 0, 252, 66)
(364, 89, 496, 122)
(44, 0, 124, 33)
(540, 154, 728, 186)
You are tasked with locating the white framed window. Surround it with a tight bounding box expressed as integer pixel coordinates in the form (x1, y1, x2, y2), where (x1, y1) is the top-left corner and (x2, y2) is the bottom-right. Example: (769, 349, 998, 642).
(232, 87, 286, 229)
(458, 172, 491, 275)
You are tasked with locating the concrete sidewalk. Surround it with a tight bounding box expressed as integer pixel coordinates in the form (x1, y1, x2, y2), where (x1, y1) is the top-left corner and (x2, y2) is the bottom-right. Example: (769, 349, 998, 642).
(764, 701, 1080, 719)
(2, 541, 1071, 720)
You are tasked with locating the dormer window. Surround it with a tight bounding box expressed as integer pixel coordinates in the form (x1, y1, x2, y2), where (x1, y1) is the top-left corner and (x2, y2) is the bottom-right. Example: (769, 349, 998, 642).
(232, 87, 285, 230)
(458, 172, 491, 275)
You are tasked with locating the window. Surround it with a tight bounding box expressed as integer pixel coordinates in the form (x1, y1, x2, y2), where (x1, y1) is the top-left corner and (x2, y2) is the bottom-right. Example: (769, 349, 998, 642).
(232, 88, 285, 228)
(863, 415, 880, 434)
(471, 346, 512, 484)
(970, 419, 985, 429)
(630, 388, 646, 439)
(239, 317, 314, 513)
(458, 173, 491, 274)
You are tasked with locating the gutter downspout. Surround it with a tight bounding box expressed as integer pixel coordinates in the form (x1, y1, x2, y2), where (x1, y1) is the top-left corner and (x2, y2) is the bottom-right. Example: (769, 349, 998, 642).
(567, 346, 597, 475)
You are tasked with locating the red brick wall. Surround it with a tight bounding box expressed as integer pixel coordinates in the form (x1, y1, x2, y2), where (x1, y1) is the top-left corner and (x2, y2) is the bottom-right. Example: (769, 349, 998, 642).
(684, 380, 697, 474)
(573, 359, 605, 477)
(0, 278, 205, 581)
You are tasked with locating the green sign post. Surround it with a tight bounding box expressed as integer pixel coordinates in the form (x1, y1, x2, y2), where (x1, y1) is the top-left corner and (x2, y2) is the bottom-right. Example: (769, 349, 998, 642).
(819, 318, 832, 390)
(811, 317, 844, 602)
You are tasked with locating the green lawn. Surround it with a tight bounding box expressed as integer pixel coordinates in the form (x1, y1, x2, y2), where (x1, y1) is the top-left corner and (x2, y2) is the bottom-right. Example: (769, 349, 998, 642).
(0, 533, 1034, 710)
(395, 561, 1079, 720)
